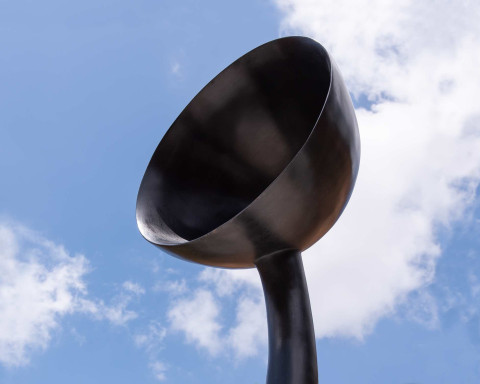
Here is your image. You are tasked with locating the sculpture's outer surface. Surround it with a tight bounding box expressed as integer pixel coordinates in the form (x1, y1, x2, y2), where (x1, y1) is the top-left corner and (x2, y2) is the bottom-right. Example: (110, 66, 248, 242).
(136, 36, 360, 384)
(136, 36, 360, 268)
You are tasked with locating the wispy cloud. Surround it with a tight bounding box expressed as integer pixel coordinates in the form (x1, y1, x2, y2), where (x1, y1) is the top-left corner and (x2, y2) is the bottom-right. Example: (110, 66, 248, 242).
(150, 360, 168, 382)
(169, 49, 187, 80)
(134, 321, 167, 353)
(123, 281, 146, 296)
(134, 321, 168, 381)
(153, 278, 188, 296)
(165, 274, 267, 360)
(168, 289, 223, 355)
(170, 61, 181, 77)
(0, 222, 143, 367)
(226, 294, 267, 360)
(78, 283, 143, 326)
(0, 223, 89, 366)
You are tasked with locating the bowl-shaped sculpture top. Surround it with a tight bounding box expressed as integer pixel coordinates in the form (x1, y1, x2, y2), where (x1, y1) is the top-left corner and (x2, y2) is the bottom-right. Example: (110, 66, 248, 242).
(136, 36, 360, 268)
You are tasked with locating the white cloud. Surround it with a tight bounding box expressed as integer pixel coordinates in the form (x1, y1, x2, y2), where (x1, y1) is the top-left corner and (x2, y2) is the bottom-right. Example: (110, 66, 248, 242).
(195, 269, 268, 359)
(275, 0, 480, 102)
(0, 222, 143, 367)
(199, 268, 260, 297)
(165, 274, 267, 360)
(227, 295, 267, 360)
(176, 0, 480, 355)
(0, 223, 89, 367)
(270, 0, 480, 340)
(167, 289, 222, 355)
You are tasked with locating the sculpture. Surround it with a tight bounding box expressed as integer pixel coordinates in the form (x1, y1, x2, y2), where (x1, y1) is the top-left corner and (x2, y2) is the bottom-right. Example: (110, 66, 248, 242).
(136, 36, 360, 384)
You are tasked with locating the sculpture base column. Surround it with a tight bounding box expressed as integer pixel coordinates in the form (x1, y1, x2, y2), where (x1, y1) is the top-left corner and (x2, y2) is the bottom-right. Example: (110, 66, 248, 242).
(255, 249, 318, 384)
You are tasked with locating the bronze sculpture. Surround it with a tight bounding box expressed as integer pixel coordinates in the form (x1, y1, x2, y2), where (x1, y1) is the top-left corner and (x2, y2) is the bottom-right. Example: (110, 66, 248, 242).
(136, 36, 360, 383)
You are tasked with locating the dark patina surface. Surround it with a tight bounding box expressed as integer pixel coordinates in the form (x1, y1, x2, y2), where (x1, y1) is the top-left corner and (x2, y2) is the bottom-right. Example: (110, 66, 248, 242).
(136, 36, 360, 383)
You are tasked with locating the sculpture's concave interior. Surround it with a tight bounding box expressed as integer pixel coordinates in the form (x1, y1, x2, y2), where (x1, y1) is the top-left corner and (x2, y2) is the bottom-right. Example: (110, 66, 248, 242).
(137, 37, 331, 245)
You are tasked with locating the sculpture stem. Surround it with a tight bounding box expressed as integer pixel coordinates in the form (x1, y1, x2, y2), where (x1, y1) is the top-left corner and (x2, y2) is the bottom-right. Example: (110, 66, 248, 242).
(255, 249, 318, 384)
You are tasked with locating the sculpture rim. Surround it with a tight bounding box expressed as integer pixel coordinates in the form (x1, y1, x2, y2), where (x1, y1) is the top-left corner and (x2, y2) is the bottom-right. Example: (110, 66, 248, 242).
(137, 36, 333, 246)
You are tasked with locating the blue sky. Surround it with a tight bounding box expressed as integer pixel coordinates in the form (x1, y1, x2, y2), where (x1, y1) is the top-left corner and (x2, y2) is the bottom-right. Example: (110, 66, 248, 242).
(1, 0, 480, 383)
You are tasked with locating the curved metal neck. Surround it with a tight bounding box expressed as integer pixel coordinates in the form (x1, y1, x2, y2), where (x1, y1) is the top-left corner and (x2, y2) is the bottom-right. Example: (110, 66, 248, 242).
(255, 249, 318, 384)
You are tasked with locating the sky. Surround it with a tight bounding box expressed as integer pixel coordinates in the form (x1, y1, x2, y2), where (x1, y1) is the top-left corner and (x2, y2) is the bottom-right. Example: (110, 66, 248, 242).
(1, 0, 480, 383)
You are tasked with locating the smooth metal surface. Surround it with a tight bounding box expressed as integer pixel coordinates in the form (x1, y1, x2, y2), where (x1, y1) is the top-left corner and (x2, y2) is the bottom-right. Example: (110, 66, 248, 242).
(136, 36, 360, 384)
(256, 249, 317, 384)
(136, 36, 360, 268)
